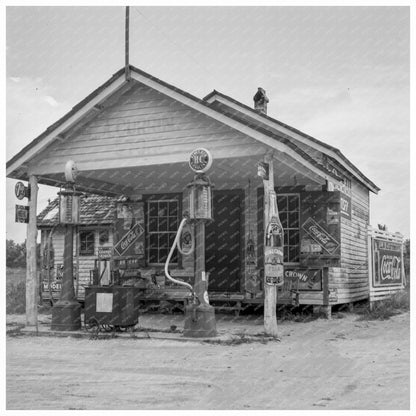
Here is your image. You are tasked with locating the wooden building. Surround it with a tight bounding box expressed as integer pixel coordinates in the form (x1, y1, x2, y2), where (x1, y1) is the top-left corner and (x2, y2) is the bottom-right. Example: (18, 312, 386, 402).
(7, 65, 382, 316)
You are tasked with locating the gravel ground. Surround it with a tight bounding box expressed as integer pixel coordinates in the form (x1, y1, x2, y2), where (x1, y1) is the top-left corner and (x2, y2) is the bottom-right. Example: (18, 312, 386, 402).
(6, 311, 410, 410)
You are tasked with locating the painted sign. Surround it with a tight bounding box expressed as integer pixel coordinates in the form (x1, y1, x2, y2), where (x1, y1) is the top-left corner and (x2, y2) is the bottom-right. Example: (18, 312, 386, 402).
(15, 182, 28, 200)
(302, 217, 340, 255)
(340, 194, 352, 220)
(114, 222, 145, 257)
(114, 202, 145, 259)
(98, 246, 113, 260)
(372, 239, 403, 286)
(15, 205, 29, 223)
(284, 268, 323, 291)
(189, 148, 213, 173)
(264, 192, 284, 286)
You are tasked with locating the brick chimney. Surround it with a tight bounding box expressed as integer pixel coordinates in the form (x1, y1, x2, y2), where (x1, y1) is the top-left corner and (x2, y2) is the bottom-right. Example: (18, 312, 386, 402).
(253, 87, 269, 114)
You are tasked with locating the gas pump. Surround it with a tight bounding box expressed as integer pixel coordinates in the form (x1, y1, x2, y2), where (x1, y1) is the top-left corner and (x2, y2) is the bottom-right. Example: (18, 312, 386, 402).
(164, 148, 217, 337)
(51, 160, 82, 330)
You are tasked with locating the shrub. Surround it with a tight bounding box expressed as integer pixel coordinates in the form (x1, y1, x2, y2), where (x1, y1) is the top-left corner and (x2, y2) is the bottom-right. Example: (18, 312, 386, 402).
(357, 290, 410, 321)
(6, 280, 26, 314)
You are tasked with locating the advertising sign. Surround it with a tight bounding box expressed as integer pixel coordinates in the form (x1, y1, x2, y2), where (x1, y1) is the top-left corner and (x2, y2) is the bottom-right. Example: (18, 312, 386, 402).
(302, 217, 340, 255)
(284, 268, 323, 291)
(15, 182, 27, 200)
(98, 246, 113, 260)
(372, 239, 403, 287)
(114, 202, 145, 259)
(340, 194, 352, 220)
(15, 205, 29, 223)
(189, 148, 213, 173)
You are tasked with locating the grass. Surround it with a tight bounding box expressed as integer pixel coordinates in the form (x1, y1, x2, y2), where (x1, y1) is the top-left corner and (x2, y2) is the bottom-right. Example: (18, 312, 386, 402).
(356, 289, 410, 321)
(6, 268, 26, 314)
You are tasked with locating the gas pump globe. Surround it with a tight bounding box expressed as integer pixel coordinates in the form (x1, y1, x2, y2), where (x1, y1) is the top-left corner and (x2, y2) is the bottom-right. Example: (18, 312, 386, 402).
(187, 175, 213, 222)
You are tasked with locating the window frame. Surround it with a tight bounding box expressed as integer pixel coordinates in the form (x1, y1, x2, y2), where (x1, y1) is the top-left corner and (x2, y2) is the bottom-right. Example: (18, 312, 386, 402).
(79, 230, 95, 256)
(143, 193, 182, 267)
(276, 193, 301, 265)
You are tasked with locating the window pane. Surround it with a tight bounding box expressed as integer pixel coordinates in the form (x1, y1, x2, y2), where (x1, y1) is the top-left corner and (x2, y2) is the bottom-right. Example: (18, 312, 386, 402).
(159, 233, 168, 249)
(289, 212, 299, 228)
(277, 196, 287, 212)
(149, 234, 158, 248)
(284, 246, 289, 263)
(158, 202, 168, 217)
(158, 217, 168, 232)
(168, 217, 178, 231)
(289, 230, 299, 246)
(169, 202, 178, 216)
(289, 246, 300, 263)
(281, 213, 288, 228)
(149, 202, 157, 217)
(284, 230, 289, 246)
(288, 195, 299, 211)
(149, 218, 157, 232)
(159, 249, 168, 263)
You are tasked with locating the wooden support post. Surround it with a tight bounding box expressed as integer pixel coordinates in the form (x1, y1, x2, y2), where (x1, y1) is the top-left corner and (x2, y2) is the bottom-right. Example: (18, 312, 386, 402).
(322, 267, 331, 319)
(263, 152, 278, 337)
(26, 175, 38, 328)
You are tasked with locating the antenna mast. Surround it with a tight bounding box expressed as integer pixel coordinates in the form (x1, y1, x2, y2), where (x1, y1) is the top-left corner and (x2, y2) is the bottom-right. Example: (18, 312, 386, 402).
(125, 6, 130, 80)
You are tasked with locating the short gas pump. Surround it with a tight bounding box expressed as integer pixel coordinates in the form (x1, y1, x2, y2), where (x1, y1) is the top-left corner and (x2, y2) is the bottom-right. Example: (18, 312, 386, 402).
(164, 148, 217, 337)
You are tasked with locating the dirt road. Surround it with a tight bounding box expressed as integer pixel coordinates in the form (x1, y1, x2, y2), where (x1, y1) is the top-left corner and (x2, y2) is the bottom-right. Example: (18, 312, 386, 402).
(6, 312, 409, 410)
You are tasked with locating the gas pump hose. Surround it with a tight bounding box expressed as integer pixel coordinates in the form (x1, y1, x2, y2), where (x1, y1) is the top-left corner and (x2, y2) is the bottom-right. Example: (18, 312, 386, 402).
(164, 217, 196, 300)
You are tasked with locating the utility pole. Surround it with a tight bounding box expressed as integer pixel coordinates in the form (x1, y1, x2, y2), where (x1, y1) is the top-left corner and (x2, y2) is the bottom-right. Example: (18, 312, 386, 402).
(125, 6, 131, 80)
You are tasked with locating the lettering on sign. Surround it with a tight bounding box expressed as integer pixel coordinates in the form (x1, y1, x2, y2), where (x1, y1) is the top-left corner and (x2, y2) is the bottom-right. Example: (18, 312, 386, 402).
(372, 239, 403, 287)
(284, 268, 322, 291)
(98, 246, 113, 260)
(302, 217, 340, 255)
(189, 148, 212, 173)
(114, 222, 145, 257)
(15, 182, 27, 200)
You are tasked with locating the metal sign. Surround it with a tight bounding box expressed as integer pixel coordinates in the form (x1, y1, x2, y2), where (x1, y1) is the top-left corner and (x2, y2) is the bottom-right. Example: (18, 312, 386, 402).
(372, 239, 403, 286)
(15, 182, 27, 200)
(114, 222, 145, 257)
(15, 205, 29, 223)
(302, 217, 340, 255)
(340, 194, 352, 220)
(284, 268, 322, 291)
(189, 148, 213, 173)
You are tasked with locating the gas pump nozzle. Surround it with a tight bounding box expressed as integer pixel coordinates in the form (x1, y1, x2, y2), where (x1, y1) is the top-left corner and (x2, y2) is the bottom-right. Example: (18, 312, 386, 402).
(164, 214, 198, 303)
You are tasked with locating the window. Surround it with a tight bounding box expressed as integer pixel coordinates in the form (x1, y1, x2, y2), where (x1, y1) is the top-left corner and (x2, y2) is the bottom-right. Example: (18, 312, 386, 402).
(277, 194, 300, 263)
(147, 199, 180, 265)
(79, 230, 95, 256)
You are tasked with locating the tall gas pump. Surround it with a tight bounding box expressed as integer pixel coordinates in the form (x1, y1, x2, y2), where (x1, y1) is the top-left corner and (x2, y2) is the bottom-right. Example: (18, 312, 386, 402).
(51, 160, 82, 330)
(164, 148, 216, 337)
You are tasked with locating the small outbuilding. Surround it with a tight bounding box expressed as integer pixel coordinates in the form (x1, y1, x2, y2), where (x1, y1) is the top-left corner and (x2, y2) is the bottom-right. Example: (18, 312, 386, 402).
(8, 65, 386, 317)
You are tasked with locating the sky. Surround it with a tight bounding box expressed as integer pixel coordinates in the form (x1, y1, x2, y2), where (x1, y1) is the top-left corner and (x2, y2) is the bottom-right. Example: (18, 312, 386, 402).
(4, 4, 411, 242)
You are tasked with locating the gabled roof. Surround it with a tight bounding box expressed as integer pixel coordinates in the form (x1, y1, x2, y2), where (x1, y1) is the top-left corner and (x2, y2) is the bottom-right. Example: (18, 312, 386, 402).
(204, 90, 380, 193)
(37, 195, 117, 227)
(7, 65, 379, 193)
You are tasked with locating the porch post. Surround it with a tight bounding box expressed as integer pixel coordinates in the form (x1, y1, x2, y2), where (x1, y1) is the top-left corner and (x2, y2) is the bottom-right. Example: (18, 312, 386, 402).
(26, 174, 38, 328)
(263, 153, 279, 337)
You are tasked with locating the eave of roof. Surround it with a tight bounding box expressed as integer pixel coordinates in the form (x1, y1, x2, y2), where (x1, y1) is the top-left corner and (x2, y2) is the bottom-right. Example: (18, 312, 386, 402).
(203, 90, 380, 193)
(7, 64, 375, 193)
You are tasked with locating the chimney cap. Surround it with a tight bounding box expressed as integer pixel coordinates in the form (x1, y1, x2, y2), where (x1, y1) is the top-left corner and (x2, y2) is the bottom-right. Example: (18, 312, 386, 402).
(253, 87, 269, 114)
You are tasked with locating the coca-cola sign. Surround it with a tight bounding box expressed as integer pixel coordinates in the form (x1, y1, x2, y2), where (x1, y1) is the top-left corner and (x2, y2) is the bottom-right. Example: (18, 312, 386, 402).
(302, 217, 340, 255)
(372, 239, 403, 286)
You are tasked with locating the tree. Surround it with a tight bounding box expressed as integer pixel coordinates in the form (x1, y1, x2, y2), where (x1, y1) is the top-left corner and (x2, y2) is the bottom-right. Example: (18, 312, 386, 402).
(6, 239, 41, 268)
(6, 239, 26, 268)
(404, 239, 410, 284)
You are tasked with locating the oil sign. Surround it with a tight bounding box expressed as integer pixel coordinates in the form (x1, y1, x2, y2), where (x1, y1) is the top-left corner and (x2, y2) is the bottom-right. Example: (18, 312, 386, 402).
(372, 239, 403, 286)
(15, 205, 29, 223)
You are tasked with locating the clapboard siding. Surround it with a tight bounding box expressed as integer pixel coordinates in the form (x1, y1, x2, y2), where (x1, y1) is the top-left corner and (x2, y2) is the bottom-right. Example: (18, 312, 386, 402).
(335, 178, 370, 303)
(32, 83, 259, 169)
